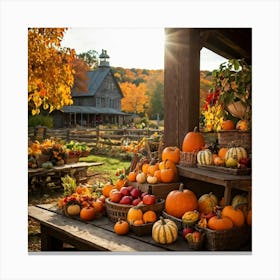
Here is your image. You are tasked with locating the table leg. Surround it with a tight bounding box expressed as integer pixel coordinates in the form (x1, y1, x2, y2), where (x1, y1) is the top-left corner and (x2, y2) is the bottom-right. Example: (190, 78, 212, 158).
(223, 186, 232, 206)
(40, 224, 63, 251)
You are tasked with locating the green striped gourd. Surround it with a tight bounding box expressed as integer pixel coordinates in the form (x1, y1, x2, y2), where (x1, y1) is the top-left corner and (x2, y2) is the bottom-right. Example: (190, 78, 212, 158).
(152, 217, 178, 244)
(225, 147, 247, 161)
(197, 149, 213, 165)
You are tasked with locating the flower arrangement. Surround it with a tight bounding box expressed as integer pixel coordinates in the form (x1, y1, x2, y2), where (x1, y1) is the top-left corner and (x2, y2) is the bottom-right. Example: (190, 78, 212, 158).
(200, 58, 251, 132)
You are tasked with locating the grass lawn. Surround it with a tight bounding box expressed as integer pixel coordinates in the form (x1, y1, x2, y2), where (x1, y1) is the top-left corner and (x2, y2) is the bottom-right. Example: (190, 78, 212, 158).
(79, 154, 131, 183)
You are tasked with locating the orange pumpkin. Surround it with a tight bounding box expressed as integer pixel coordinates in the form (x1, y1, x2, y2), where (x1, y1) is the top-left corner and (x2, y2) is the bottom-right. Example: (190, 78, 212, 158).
(127, 171, 137, 182)
(161, 146, 180, 164)
(208, 212, 234, 230)
(182, 127, 205, 153)
(154, 169, 162, 183)
(102, 182, 116, 198)
(159, 160, 177, 174)
(142, 163, 150, 174)
(147, 164, 159, 176)
(218, 147, 228, 160)
(114, 219, 130, 235)
(221, 205, 245, 227)
(198, 192, 218, 214)
(165, 183, 198, 218)
(92, 199, 104, 213)
(115, 175, 127, 190)
(133, 219, 144, 226)
(80, 206, 96, 221)
(160, 168, 175, 183)
(143, 210, 157, 223)
(221, 120, 235, 130)
(127, 207, 143, 225)
(236, 119, 249, 131)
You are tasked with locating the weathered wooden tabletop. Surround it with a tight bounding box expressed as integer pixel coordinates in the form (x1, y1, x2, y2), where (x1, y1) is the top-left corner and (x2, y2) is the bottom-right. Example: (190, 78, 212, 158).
(28, 203, 191, 252)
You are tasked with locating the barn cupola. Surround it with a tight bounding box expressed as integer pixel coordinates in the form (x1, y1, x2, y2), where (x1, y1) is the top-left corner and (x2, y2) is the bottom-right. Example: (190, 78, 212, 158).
(99, 49, 110, 67)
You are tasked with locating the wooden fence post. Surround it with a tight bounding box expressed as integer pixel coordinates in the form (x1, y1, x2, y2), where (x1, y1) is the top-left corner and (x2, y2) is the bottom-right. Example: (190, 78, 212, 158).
(96, 126, 100, 144)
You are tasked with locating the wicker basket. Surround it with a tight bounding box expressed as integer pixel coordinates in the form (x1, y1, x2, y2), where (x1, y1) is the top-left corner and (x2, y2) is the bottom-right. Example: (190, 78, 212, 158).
(179, 151, 197, 167)
(130, 222, 154, 236)
(187, 232, 206, 251)
(196, 224, 251, 251)
(105, 198, 165, 222)
(36, 154, 51, 167)
(162, 211, 183, 230)
(65, 156, 80, 164)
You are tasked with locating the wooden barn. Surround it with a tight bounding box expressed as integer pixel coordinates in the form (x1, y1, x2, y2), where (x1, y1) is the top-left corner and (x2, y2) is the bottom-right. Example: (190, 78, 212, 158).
(52, 49, 129, 128)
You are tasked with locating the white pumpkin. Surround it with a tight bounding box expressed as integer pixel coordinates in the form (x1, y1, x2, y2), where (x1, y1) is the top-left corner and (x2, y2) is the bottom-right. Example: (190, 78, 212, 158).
(225, 147, 247, 161)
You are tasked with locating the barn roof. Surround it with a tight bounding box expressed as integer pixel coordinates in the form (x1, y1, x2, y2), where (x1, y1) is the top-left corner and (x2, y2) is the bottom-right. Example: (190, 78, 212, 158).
(72, 67, 111, 97)
(62, 105, 129, 115)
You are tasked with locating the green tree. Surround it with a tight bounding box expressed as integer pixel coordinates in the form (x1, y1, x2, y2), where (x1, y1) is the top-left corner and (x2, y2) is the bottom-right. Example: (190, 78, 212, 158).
(77, 49, 99, 69)
(148, 81, 164, 120)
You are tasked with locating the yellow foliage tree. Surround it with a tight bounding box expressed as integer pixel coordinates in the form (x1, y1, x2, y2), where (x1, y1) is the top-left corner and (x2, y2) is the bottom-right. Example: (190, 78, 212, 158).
(28, 28, 77, 115)
(120, 82, 148, 114)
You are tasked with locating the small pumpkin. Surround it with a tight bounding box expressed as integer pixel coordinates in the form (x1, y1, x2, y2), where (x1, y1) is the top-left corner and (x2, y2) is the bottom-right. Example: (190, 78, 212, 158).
(80, 206, 96, 221)
(102, 181, 116, 198)
(66, 203, 81, 216)
(127, 207, 143, 225)
(182, 127, 205, 153)
(160, 167, 175, 183)
(147, 164, 159, 176)
(159, 159, 177, 174)
(218, 147, 228, 160)
(213, 156, 224, 166)
(161, 146, 180, 164)
(147, 175, 158, 184)
(114, 219, 130, 235)
(152, 217, 178, 244)
(143, 210, 157, 223)
(198, 192, 218, 214)
(236, 119, 249, 131)
(165, 183, 198, 218)
(115, 174, 127, 190)
(197, 149, 213, 165)
(225, 147, 247, 162)
(208, 211, 234, 231)
(221, 204, 245, 227)
(221, 120, 235, 130)
(127, 171, 137, 182)
(136, 172, 146, 184)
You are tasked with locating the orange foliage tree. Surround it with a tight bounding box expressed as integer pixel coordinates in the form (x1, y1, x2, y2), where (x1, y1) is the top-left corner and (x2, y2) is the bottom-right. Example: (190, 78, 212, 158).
(120, 82, 148, 114)
(28, 28, 81, 115)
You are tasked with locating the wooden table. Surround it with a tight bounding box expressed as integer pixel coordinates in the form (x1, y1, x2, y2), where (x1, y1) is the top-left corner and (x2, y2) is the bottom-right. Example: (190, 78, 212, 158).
(177, 166, 252, 206)
(28, 203, 190, 252)
(28, 162, 103, 192)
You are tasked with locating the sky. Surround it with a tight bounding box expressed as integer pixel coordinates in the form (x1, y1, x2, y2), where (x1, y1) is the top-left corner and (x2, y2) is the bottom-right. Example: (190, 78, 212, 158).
(61, 27, 227, 70)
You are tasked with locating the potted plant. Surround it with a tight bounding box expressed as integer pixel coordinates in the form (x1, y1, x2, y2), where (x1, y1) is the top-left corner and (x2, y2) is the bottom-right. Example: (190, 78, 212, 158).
(211, 58, 252, 121)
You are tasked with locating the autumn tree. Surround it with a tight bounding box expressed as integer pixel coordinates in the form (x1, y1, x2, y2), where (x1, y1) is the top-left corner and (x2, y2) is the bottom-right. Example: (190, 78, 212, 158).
(77, 49, 99, 70)
(120, 82, 148, 114)
(148, 81, 164, 120)
(28, 28, 78, 115)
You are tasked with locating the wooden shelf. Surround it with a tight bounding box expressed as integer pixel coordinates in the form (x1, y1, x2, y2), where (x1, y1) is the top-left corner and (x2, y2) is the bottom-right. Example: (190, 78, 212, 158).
(177, 165, 252, 205)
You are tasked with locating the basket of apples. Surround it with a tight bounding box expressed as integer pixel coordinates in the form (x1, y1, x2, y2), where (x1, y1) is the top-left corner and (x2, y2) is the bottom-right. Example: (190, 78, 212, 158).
(105, 185, 165, 222)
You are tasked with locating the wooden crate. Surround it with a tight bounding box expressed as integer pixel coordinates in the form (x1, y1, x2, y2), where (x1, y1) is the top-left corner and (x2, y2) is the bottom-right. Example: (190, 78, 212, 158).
(218, 130, 251, 152)
(128, 181, 181, 199)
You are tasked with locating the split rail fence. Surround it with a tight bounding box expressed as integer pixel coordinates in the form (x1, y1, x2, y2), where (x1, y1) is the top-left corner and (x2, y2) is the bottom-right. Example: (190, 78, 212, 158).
(28, 126, 164, 147)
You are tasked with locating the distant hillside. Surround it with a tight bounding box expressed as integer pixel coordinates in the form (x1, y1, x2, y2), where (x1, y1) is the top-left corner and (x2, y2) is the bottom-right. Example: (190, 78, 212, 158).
(111, 67, 213, 117)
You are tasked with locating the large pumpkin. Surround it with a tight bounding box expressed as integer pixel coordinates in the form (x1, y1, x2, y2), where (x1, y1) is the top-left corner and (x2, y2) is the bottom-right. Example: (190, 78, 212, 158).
(152, 217, 178, 244)
(225, 147, 247, 161)
(221, 205, 245, 227)
(198, 192, 218, 214)
(182, 127, 205, 153)
(165, 183, 198, 218)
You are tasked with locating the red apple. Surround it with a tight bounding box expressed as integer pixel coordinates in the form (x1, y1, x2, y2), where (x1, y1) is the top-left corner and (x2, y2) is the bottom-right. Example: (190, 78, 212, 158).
(109, 190, 122, 203)
(142, 194, 156, 205)
(141, 191, 148, 199)
(127, 185, 135, 192)
(132, 198, 142, 206)
(98, 195, 106, 203)
(130, 188, 141, 199)
(119, 196, 132, 205)
(120, 187, 130, 197)
(183, 227, 194, 238)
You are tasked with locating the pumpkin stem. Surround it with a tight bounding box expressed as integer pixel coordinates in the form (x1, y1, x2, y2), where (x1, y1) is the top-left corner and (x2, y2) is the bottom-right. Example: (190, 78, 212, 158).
(179, 183, 184, 192)
(159, 216, 166, 225)
(193, 126, 198, 132)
